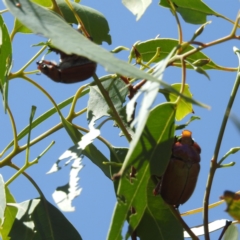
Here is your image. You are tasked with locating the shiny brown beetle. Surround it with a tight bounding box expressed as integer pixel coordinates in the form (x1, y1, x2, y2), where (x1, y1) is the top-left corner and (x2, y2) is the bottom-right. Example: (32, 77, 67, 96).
(158, 130, 201, 206)
(37, 57, 97, 83)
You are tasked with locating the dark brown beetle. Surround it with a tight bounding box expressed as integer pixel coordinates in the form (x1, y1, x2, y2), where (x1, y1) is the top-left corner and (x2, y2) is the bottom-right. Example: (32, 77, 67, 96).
(159, 130, 201, 206)
(37, 45, 96, 83)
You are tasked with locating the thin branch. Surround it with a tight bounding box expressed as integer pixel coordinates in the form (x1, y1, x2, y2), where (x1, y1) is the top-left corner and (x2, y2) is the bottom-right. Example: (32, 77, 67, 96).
(203, 52, 240, 240)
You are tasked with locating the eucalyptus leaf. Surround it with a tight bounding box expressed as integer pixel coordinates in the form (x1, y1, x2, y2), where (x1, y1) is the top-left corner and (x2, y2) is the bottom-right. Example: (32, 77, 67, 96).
(8, 198, 82, 240)
(52, 158, 83, 212)
(221, 191, 240, 221)
(107, 103, 175, 239)
(0, 175, 6, 225)
(61, 117, 82, 144)
(183, 219, 233, 237)
(0, 15, 12, 112)
(162, 83, 193, 121)
(122, 0, 152, 21)
(4, 0, 200, 104)
(56, 0, 111, 45)
(11, 0, 111, 45)
(223, 223, 239, 240)
(135, 178, 183, 240)
(159, 0, 223, 24)
(130, 38, 225, 70)
(87, 77, 128, 124)
(0, 187, 17, 240)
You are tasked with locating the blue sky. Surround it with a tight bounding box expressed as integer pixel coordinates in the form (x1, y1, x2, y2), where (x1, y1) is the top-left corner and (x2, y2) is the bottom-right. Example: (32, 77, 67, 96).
(0, 0, 240, 239)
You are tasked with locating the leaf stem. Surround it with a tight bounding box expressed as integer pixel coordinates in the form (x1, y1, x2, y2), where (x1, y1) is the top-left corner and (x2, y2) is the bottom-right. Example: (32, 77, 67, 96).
(168, 0, 182, 45)
(64, 0, 91, 38)
(92, 73, 132, 142)
(8, 45, 47, 79)
(22, 75, 65, 119)
(175, 58, 186, 106)
(7, 162, 45, 198)
(67, 84, 89, 121)
(6, 105, 19, 153)
(169, 13, 240, 68)
(169, 205, 199, 240)
(49, 0, 64, 17)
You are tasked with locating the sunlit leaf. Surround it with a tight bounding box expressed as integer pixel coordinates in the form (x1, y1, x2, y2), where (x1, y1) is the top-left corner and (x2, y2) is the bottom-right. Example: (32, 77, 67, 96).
(183, 219, 232, 238)
(223, 223, 239, 240)
(159, 0, 223, 24)
(52, 158, 83, 212)
(8, 198, 82, 240)
(48, 122, 102, 210)
(0, 175, 6, 225)
(162, 83, 193, 121)
(122, 0, 152, 21)
(221, 191, 240, 221)
(130, 38, 225, 70)
(0, 15, 12, 112)
(107, 103, 175, 239)
(0, 187, 17, 240)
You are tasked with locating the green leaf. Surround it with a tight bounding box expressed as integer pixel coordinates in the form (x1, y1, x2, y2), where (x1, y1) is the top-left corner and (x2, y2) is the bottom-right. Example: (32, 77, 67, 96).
(135, 179, 183, 240)
(223, 223, 239, 240)
(162, 83, 193, 121)
(12, 19, 32, 34)
(33, 0, 52, 7)
(0, 175, 6, 225)
(159, 0, 222, 24)
(0, 15, 12, 112)
(87, 77, 128, 123)
(8, 198, 82, 240)
(4, 0, 201, 103)
(83, 143, 111, 178)
(122, 0, 152, 21)
(107, 103, 175, 239)
(0, 187, 17, 240)
(221, 191, 240, 221)
(130, 38, 224, 70)
(47, 129, 111, 179)
(61, 117, 82, 144)
(11, 0, 111, 45)
(52, 156, 83, 212)
(56, 0, 111, 45)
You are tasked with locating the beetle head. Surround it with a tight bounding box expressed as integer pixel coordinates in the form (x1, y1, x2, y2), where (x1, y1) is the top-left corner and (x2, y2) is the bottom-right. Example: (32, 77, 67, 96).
(37, 60, 61, 82)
